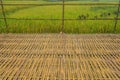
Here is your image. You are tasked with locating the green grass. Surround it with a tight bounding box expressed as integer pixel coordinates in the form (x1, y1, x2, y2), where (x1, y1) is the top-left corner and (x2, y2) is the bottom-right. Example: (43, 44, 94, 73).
(0, 1, 120, 33)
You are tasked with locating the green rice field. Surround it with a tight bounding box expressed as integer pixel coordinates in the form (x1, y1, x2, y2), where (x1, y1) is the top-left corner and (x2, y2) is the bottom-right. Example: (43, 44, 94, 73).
(0, 0, 120, 33)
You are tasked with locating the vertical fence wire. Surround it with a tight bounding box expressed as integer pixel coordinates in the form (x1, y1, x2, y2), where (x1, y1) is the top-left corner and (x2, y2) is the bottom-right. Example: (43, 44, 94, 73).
(0, 0, 8, 33)
(61, 0, 65, 33)
(114, 0, 120, 33)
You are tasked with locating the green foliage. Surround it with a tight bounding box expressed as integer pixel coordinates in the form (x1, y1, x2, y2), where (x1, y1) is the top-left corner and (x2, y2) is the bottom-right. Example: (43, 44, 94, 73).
(0, 1, 120, 33)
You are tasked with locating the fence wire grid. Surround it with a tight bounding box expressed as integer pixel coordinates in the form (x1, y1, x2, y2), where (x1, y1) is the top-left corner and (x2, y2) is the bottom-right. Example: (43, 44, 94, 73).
(0, 0, 120, 33)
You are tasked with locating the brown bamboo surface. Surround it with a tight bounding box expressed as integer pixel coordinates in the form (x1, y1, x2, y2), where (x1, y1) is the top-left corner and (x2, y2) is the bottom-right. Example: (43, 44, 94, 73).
(0, 34, 120, 80)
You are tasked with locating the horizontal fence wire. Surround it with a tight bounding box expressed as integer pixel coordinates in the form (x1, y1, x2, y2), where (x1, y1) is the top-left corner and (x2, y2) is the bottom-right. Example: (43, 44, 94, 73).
(0, 18, 120, 20)
(0, 3, 120, 6)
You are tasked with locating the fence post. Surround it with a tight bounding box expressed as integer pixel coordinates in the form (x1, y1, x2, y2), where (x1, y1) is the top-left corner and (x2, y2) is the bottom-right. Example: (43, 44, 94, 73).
(114, 0, 120, 33)
(0, 0, 8, 33)
(61, 0, 65, 33)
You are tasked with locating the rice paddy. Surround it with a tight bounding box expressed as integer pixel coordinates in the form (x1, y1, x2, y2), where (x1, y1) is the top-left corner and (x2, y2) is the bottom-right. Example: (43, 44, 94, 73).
(0, 1, 120, 33)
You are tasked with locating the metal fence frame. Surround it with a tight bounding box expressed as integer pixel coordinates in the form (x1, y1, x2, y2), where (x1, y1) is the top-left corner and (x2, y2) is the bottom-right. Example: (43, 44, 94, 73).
(0, 0, 120, 33)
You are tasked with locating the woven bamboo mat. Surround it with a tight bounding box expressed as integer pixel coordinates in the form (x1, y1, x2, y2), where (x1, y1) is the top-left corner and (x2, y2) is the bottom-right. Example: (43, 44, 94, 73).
(0, 34, 120, 80)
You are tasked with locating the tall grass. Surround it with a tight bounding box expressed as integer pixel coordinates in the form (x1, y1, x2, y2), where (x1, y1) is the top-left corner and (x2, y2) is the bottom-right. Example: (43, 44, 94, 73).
(0, 1, 120, 33)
